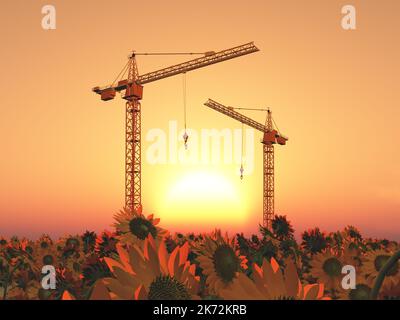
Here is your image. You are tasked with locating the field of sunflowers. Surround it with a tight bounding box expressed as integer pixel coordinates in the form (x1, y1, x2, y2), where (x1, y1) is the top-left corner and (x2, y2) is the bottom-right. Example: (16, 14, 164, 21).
(0, 208, 399, 300)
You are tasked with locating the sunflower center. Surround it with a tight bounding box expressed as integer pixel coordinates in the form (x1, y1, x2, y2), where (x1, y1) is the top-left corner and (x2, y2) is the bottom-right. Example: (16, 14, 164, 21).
(40, 242, 49, 249)
(66, 238, 80, 248)
(148, 275, 191, 300)
(322, 257, 342, 277)
(129, 217, 157, 240)
(374, 255, 398, 276)
(349, 284, 371, 300)
(212, 244, 240, 283)
(43, 254, 54, 265)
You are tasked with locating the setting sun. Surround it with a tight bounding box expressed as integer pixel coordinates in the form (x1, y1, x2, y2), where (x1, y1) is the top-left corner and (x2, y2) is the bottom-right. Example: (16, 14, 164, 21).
(161, 170, 247, 228)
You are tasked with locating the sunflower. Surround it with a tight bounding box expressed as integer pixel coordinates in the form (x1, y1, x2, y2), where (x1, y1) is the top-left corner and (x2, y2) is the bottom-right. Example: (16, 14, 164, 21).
(58, 238, 86, 282)
(341, 240, 363, 270)
(191, 230, 247, 294)
(91, 235, 199, 300)
(0, 237, 8, 251)
(6, 269, 41, 300)
(361, 249, 400, 289)
(336, 276, 373, 300)
(220, 257, 328, 300)
(113, 207, 168, 247)
(21, 239, 35, 257)
(342, 226, 363, 242)
(309, 249, 344, 291)
(35, 234, 53, 251)
(57, 235, 82, 257)
(301, 228, 328, 254)
(33, 242, 59, 269)
(95, 230, 118, 258)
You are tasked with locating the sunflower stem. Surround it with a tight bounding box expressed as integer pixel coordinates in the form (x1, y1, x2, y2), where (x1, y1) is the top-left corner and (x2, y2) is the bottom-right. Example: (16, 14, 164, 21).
(370, 250, 400, 300)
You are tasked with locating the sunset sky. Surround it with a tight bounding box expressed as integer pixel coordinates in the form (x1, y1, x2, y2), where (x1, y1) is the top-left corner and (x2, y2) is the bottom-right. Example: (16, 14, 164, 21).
(0, 0, 399, 240)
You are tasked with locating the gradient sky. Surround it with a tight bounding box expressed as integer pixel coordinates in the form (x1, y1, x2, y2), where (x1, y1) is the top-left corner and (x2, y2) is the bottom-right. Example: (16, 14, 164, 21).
(0, 0, 399, 240)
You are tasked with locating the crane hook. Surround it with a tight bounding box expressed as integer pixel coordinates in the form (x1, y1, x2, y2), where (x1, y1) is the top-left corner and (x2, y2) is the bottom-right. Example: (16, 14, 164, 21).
(183, 131, 189, 150)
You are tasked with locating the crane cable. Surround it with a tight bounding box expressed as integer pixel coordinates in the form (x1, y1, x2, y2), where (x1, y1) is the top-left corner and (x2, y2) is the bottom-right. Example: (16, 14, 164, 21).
(109, 60, 130, 89)
(240, 122, 244, 180)
(232, 107, 269, 112)
(182, 73, 189, 149)
(271, 116, 282, 137)
(134, 52, 208, 56)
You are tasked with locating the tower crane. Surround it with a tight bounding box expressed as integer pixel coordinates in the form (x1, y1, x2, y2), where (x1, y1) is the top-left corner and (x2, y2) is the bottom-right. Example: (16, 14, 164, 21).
(92, 43, 259, 212)
(204, 98, 288, 229)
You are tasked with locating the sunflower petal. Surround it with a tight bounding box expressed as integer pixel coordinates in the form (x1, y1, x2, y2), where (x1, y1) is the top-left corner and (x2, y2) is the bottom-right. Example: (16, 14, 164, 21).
(90, 280, 112, 300)
(284, 258, 300, 297)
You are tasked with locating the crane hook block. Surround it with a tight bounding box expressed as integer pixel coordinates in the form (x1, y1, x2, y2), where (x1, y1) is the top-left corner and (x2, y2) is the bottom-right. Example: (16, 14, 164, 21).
(123, 83, 143, 101)
(101, 88, 116, 101)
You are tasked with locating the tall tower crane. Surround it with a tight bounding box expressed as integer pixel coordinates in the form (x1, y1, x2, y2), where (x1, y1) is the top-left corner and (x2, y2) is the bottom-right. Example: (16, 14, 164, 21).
(92, 43, 259, 212)
(204, 98, 288, 229)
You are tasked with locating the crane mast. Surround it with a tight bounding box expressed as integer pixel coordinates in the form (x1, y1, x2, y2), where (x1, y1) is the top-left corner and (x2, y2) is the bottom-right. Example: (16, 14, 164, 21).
(204, 99, 288, 229)
(92, 43, 259, 212)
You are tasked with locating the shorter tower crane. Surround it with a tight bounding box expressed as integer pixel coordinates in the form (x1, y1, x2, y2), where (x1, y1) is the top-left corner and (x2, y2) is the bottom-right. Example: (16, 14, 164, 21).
(204, 98, 288, 229)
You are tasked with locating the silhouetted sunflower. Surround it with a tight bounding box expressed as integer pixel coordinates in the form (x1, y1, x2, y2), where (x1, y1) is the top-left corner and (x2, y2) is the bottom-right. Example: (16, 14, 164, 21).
(220, 257, 329, 300)
(113, 207, 168, 247)
(342, 226, 363, 242)
(301, 228, 328, 254)
(192, 230, 247, 294)
(309, 250, 344, 291)
(271, 215, 295, 241)
(336, 274, 373, 300)
(33, 242, 59, 268)
(7, 269, 40, 300)
(95, 231, 118, 258)
(92, 235, 199, 300)
(361, 249, 400, 289)
(34, 234, 53, 253)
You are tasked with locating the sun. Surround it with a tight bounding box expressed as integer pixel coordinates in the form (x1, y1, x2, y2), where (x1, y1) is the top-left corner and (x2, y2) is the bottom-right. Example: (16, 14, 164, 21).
(160, 170, 248, 229)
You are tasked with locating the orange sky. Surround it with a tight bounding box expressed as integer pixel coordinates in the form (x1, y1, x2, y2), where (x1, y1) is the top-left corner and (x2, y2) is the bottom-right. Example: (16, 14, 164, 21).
(0, 0, 399, 240)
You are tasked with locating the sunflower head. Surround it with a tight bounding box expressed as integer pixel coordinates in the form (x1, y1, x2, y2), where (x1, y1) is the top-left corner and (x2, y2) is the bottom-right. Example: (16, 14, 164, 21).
(96, 235, 199, 300)
(95, 231, 118, 258)
(322, 257, 342, 277)
(213, 244, 240, 283)
(113, 207, 168, 247)
(348, 284, 371, 300)
(343, 226, 363, 241)
(301, 228, 328, 254)
(193, 231, 246, 293)
(148, 275, 192, 300)
(129, 216, 157, 240)
(309, 250, 344, 291)
(36, 234, 53, 250)
(271, 215, 294, 240)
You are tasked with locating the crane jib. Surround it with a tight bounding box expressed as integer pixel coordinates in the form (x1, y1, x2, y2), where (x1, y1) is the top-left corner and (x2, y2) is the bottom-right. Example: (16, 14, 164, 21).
(92, 42, 259, 93)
